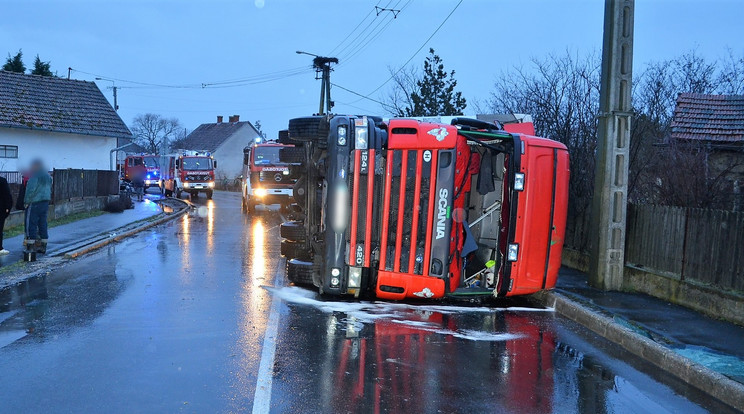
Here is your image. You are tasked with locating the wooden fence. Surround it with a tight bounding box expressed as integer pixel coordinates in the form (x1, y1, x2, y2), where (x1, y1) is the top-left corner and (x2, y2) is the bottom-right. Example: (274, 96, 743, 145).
(626, 204, 744, 291)
(52, 169, 119, 203)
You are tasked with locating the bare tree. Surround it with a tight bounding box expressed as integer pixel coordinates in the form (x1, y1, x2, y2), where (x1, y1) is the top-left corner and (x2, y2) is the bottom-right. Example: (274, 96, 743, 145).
(131, 113, 182, 155)
(487, 51, 601, 250)
(718, 49, 744, 95)
(650, 140, 742, 209)
(382, 65, 421, 116)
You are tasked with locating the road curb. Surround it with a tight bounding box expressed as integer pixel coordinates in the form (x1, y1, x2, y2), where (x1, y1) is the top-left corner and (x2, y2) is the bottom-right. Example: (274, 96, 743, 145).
(533, 290, 744, 412)
(63, 198, 191, 259)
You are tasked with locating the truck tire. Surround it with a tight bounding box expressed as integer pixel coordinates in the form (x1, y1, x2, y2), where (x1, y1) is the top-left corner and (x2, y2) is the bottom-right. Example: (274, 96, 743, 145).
(206, 190, 213, 200)
(281, 239, 311, 261)
(288, 116, 329, 143)
(277, 129, 292, 145)
(278, 147, 305, 164)
(286, 259, 315, 286)
(280, 221, 306, 242)
(246, 197, 256, 213)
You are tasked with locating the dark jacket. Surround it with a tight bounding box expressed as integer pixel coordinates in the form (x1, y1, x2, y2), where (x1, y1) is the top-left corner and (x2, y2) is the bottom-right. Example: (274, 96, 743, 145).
(0, 177, 12, 216)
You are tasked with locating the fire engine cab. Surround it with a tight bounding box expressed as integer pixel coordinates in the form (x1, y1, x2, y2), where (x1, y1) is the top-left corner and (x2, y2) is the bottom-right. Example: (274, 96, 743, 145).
(241, 141, 300, 212)
(280, 115, 569, 300)
(161, 150, 217, 199)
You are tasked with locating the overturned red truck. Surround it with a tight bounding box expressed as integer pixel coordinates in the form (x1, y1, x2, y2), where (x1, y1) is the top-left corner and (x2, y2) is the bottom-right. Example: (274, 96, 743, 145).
(280, 115, 569, 300)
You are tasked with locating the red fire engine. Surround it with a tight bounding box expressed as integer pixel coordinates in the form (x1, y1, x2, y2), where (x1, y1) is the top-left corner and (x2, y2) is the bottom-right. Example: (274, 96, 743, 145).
(241, 142, 300, 212)
(160, 150, 217, 199)
(280, 115, 569, 300)
(122, 154, 161, 190)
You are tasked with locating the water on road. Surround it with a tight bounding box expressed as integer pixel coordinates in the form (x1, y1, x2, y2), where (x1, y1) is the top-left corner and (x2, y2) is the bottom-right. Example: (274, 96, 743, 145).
(0, 192, 735, 413)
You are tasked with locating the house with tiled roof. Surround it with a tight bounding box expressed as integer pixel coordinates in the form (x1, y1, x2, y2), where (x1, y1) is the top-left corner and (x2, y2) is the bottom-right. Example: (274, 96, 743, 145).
(670, 93, 744, 145)
(0, 70, 131, 174)
(669, 93, 744, 208)
(178, 115, 261, 179)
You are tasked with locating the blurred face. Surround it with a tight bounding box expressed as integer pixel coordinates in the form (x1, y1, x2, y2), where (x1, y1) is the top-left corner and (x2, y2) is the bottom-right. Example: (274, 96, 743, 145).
(31, 161, 43, 173)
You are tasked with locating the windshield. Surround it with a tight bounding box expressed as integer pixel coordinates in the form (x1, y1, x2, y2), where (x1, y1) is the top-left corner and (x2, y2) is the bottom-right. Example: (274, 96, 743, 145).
(181, 157, 213, 170)
(254, 147, 282, 165)
(129, 157, 144, 167)
(143, 156, 160, 168)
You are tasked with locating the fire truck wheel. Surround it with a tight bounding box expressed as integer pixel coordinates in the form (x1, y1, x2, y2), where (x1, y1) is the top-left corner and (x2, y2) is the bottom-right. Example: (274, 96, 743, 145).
(246, 198, 256, 213)
(278, 147, 305, 164)
(286, 259, 315, 286)
(288, 116, 329, 143)
(280, 221, 306, 242)
(281, 240, 311, 261)
(206, 190, 213, 200)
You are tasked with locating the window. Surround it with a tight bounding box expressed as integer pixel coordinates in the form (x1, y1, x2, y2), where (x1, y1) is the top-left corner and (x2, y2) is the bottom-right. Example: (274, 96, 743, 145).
(0, 145, 18, 159)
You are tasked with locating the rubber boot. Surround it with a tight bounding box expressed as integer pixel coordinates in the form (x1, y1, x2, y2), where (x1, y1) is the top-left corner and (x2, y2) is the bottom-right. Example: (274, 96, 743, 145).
(24, 239, 36, 252)
(36, 239, 48, 254)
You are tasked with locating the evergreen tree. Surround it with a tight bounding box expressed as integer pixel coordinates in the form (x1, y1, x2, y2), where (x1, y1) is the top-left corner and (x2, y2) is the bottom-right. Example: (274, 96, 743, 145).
(31, 55, 53, 76)
(406, 48, 467, 116)
(2, 50, 25, 73)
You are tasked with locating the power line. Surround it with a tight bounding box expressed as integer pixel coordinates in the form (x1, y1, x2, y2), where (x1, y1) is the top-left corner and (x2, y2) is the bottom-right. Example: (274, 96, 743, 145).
(342, 0, 412, 64)
(356, 0, 464, 102)
(334, 0, 395, 59)
(331, 83, 387, 106)
(327, 4, 377, 56)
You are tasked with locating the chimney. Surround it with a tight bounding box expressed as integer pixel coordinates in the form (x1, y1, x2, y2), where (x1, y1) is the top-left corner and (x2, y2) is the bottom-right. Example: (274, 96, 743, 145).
(217, 115, 223, 123)
(228, 114, 240, 123)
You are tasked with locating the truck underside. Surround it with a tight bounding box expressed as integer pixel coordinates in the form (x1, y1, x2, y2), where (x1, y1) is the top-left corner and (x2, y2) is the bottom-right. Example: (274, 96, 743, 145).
(281, 115, 569, 301)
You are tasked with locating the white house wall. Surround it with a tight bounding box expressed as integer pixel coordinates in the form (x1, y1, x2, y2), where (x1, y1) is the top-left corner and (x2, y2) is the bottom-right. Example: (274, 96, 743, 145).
(0, 128, 118, 172)
(213, 126, 260, 179)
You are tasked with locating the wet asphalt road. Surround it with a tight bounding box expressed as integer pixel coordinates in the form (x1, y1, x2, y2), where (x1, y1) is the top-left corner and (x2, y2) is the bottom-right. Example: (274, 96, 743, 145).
(0, 191, 736, 413)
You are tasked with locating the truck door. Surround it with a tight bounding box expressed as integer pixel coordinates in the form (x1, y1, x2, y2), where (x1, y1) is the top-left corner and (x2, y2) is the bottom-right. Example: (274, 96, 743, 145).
(507, 140, 569, 296)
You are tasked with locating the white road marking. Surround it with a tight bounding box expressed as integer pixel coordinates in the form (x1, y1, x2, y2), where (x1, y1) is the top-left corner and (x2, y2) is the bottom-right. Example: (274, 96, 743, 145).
(252, 213, 288, 414)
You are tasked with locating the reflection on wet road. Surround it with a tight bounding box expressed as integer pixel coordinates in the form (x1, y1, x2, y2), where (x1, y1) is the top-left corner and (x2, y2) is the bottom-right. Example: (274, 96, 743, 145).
(0, 192, 736, 413)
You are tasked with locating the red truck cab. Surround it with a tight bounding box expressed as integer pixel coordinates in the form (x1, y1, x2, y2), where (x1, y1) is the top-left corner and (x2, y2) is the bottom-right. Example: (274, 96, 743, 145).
(281, 115, 569, 300)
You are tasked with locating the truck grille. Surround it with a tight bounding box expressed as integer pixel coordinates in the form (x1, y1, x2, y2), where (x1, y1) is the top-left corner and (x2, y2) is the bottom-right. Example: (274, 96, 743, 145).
(379, 149, 437, 276)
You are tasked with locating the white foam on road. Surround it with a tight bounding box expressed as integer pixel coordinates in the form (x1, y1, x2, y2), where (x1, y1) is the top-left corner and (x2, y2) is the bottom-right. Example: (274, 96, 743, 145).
(265, 286, 547, 342)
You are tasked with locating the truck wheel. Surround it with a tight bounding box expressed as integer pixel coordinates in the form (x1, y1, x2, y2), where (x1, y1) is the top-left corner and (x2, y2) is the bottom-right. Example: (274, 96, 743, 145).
(277, 129, 293, 145)
(206, 190, 213, 200)
(293, 176, 307, 209)
(278, 147, 305, 164)
(281, 240, 311, 261)
(288, 116, 329, 143)
(280, 221, 306, 242)
(247, 198, 256, 213)
(286, 259, 315, 286)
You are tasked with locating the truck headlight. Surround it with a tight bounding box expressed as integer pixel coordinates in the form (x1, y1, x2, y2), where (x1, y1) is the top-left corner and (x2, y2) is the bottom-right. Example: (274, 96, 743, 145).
(282, 170, 290, 175)
(254, 188, 267, 197)
(514, 173, 525, 191)
(507, 243, 519, 262)
(354, 125, 368, 150)
(337, 125, 347, 146)
(348, 267, 361, 288)
(331, 183, 349, 233)
(208, 182, 215, 188)
(183, 182, 190, 188)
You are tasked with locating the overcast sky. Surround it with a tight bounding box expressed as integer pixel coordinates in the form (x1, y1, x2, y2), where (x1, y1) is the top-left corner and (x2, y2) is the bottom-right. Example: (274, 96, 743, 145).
(2, 0, 743, 137)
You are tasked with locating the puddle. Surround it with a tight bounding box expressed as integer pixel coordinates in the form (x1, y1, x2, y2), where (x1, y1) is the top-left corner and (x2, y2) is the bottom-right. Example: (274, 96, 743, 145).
(266, 286, 552, 341)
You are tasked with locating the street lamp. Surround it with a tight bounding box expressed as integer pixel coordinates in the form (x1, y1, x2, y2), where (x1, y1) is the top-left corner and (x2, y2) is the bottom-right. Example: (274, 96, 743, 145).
(95, 77, 119, 111)
(296, 51, 338, 115)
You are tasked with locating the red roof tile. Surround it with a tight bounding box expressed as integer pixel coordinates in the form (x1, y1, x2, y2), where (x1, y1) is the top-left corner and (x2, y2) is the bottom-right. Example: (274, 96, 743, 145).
(670, 93, 744, 143)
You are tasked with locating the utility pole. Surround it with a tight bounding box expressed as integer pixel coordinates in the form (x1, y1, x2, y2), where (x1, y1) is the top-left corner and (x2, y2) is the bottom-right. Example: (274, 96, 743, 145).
(589, 0, 635, 290)
(96, 77, 119, 111)
(297, 51, 338, 115)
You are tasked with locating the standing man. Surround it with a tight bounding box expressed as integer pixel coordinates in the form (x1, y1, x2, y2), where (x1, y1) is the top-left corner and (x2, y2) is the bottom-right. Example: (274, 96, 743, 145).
(24, 159, 52, 254)
(0, 175, 13, 255)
